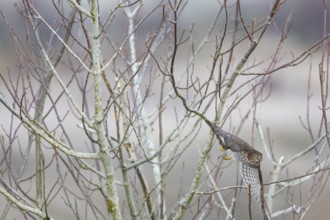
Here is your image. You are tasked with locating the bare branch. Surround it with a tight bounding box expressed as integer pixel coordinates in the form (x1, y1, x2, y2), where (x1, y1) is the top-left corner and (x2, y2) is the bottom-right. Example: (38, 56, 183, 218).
(67, 0, 91, 17)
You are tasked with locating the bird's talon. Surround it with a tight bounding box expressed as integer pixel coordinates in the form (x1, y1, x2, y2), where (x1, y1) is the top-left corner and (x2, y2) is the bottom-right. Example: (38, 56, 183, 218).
(223, 155, 232, 160)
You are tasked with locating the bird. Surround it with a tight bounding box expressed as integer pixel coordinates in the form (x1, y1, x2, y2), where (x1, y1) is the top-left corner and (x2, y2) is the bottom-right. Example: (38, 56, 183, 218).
(204, 119, 269, 220)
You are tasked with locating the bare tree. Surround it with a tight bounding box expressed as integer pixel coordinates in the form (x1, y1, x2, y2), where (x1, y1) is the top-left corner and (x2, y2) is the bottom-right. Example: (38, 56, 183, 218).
(0, 0, 329, 219)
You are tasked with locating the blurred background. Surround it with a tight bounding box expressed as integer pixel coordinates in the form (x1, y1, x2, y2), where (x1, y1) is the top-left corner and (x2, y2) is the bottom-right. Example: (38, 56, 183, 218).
(0, 0, 329, 219)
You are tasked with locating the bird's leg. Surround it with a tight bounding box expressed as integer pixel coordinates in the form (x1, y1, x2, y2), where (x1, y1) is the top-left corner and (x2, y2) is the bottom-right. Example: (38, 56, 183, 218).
(220, 146, 233, 160)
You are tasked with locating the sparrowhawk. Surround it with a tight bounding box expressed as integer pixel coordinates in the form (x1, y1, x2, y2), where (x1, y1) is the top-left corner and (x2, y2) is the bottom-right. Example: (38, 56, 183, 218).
(205, 120, 269, 220)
